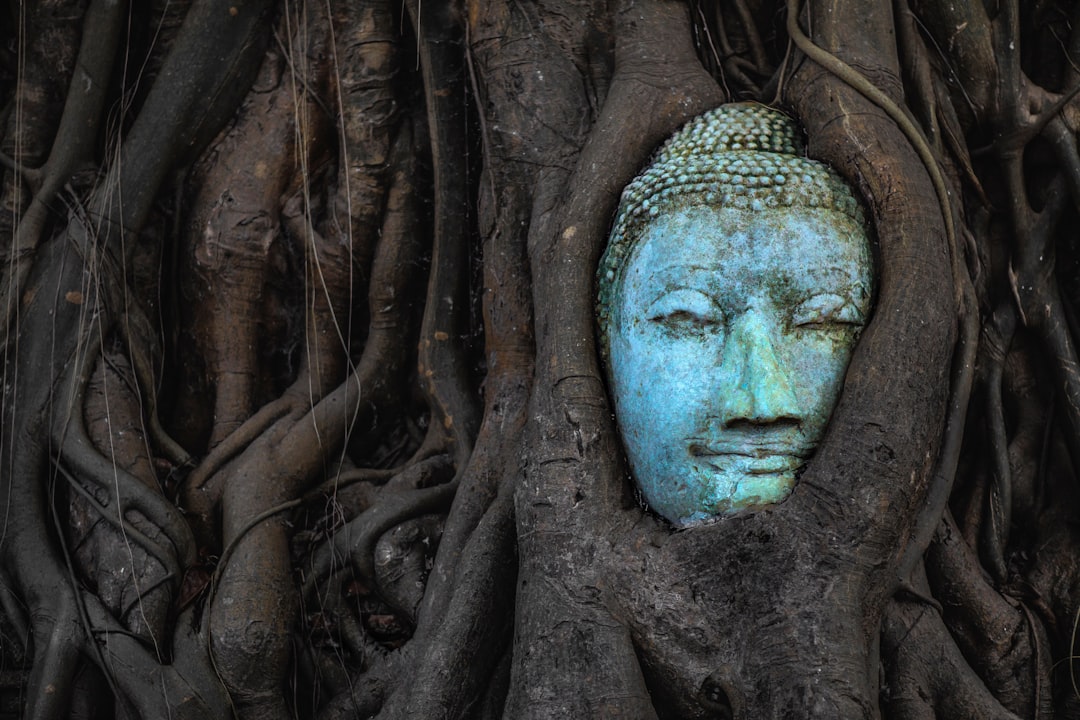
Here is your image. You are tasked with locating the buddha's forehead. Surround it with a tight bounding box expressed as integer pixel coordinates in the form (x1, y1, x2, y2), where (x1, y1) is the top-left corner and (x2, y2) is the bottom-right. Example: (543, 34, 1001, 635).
(625, 205, 872, 286)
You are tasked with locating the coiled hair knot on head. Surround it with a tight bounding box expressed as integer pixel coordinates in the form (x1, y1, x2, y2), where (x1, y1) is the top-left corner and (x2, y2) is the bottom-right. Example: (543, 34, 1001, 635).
(596, 102, 868, 358)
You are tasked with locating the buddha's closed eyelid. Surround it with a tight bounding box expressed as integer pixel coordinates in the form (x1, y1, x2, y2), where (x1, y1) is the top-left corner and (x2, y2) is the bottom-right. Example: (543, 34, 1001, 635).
(645, 288, 724, 328)
(791, 292, 865, 327)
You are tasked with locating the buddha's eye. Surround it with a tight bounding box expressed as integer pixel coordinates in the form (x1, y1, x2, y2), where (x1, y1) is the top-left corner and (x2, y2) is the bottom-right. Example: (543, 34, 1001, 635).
(792, 293, 864, 328)
(645, 289, 724, 333)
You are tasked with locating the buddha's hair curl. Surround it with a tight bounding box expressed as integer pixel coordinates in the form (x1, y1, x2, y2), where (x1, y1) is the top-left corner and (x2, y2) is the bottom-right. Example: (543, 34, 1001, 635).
(596, 102, 868, 355)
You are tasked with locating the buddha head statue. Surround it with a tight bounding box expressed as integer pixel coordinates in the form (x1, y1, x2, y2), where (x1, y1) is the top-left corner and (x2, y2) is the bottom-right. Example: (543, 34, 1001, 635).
(597, 103, 874, 527)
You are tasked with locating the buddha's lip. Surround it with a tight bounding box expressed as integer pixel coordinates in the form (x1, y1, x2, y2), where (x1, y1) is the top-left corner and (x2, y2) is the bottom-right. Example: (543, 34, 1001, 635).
(688, 441, 811, 459)
(693, 451, 805, 476)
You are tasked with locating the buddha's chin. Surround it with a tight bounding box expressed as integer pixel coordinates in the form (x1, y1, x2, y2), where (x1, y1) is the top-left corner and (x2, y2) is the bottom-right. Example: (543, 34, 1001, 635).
(660, 457, 800, 527)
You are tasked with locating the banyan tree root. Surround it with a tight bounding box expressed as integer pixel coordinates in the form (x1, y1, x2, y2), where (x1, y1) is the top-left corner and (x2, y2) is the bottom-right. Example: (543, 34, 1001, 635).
(882, 589, 1026, 720)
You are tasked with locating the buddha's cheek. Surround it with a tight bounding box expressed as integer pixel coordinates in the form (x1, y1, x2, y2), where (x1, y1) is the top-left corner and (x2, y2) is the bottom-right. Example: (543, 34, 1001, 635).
(610, 329, 714, 485)
(781, 331, 859, 438)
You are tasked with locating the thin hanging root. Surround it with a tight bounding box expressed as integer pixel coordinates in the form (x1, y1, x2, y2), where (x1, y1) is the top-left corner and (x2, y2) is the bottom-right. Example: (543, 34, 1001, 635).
(1, 0, 274, 713)
(285, 214, 349, 400)
(327, 0, 401, 269)
(335, 593, 374, 657)
(201, 202, 427, 714)
(295, 574, 380, 705)
(0, 290, 99, 720)
(336, 121, 426, 433)
(77, 594, 232, 719)
(179, 4, 329, 451)
(200, 377, 404, 715)
(0, 151, 41, 184)
(200, 273, 423, 557)
(275, 123, 426, 468)
(279, 0, 401, 403)
(310, 466, 397, 496)
(57, 428, 190, 585)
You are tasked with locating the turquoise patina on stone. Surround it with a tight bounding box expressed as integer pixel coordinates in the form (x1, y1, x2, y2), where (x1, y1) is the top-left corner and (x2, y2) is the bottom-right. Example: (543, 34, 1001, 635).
(597, 104, 874, 527)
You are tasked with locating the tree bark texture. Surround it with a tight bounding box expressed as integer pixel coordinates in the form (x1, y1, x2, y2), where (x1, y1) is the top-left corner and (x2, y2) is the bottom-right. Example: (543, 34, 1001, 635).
(1, 0, 1079, 718)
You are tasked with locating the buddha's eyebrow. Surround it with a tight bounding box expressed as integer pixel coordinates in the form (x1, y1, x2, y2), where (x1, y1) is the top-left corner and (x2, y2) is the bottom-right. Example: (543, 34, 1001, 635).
(638, 265, 720, 299)
(641, 264, 717, 287)
(786, 267, 872, 296)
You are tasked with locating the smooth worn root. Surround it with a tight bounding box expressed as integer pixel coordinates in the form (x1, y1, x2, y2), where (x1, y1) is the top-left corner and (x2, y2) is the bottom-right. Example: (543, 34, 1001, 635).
(411, 14, 537, 630)
(327, 0, 403, 292)
(882, 602, 1022, 720)
(113, 297, 192, 469)
(926, 514, 1053, 717)
(313, 120, 428, 455)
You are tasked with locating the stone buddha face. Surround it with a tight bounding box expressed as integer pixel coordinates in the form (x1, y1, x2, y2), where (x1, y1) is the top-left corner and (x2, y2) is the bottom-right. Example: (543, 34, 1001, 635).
(598, 104, 874, 526)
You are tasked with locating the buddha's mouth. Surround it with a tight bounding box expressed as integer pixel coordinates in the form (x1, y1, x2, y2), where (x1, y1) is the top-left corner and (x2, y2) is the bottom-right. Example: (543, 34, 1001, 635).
(693, 452, 803, 476)
(688, 439, 811, 461)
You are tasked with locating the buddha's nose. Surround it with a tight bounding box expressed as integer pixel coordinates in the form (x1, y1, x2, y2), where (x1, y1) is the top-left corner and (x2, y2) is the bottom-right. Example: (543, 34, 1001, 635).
(716, 310, 801, 427)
